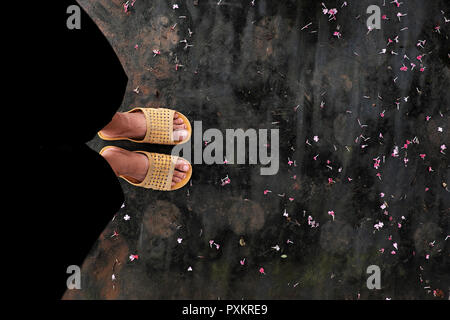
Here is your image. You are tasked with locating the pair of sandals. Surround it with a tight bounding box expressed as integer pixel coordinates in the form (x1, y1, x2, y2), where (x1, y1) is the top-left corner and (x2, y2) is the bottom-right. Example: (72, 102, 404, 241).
(98, 108, 192, 191)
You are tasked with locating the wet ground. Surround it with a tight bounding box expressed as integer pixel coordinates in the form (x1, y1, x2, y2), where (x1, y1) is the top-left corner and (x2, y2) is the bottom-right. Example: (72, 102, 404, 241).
(64, 0, 449, 299)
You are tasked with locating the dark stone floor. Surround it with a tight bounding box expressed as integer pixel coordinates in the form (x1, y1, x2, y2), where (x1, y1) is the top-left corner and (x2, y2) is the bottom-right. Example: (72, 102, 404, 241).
(64, 0, 449, 299)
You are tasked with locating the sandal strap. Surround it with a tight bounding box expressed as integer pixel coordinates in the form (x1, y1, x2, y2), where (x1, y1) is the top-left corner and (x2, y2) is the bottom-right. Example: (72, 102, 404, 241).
(129, 108, 175, 144)
(133, 152, 178, 191)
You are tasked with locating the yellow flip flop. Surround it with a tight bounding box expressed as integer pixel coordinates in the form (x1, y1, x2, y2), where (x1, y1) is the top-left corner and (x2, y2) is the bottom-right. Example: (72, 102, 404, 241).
(99, 146, 192, 191)
(98, 107, 192, 145)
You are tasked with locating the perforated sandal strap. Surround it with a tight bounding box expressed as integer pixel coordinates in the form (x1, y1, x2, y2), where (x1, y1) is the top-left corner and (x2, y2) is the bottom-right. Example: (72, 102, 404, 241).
(135, 152, 178, 191)
(129, 108, 175, 144)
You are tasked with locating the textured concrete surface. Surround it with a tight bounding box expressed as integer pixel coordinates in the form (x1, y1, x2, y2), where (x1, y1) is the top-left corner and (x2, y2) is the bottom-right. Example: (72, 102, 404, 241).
(64, 0, 449, 299)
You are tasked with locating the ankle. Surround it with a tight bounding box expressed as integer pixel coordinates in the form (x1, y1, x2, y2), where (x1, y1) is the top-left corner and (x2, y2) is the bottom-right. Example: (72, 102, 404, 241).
(101, 112, 129, 138)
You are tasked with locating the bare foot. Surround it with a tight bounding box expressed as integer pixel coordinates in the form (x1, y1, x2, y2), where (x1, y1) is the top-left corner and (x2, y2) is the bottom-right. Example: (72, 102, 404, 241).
(101, 147, 190, 187)
(99, 111, 188, 142)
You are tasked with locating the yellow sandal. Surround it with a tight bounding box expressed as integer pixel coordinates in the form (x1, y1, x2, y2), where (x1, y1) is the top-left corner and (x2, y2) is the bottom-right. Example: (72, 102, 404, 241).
(98, 107, 192, 145)
(100, 146, 192, 191)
